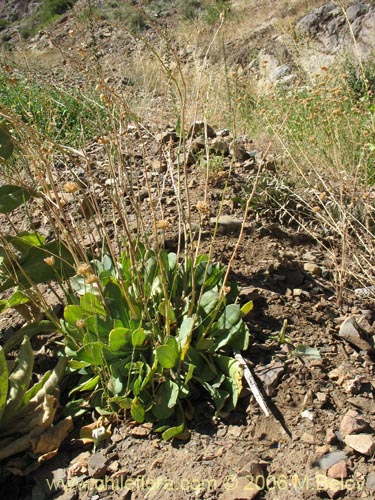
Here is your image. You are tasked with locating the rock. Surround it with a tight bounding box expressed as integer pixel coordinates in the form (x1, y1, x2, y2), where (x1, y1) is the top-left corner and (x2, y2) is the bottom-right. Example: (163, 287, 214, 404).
(296, 1, 375, 59)
(339, 316, 374, 352)
(293, 288, 303, 297)
(239, 287, 262, 301)
(340, 410, 369, 437)
(189, 121, 216, 139)
(190, 137, 205, 153)
(156, 130, 178, 144)
(151, 159, 167, 173)
(347, 396, 375, 414)
(231, 139, 250, 161)
(271, 64, 291, 81)
(176, 151, 196, 166)
(316, 450, 347, 469)
(366, 471, 375, 490)
(303, 262, 322, 276)
(209, 215, 242, 234)
(354, 285, 375, 298)
(220, 476, 260, 500)
(301, 432, 316, 444)
(325, 428, 337, 445)
(254, 362, 284, 396)
(327, 460, 347, 479)
(344, 433, 375, 456)
(88, 452, 108, 479)
(315, 474, 346, 499)
(210, 137, 230, 156)
(301, 409, 315, 421)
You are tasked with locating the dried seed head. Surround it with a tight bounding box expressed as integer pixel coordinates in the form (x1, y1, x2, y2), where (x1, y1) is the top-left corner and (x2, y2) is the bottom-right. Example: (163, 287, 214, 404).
(156, 219, 170, 231)
(196, 200, 210, 217)
(86, 273, 99, 284)
(44, 256, 55, 266)
(63, 181, 80, 194)
(76, 263, 92, 276)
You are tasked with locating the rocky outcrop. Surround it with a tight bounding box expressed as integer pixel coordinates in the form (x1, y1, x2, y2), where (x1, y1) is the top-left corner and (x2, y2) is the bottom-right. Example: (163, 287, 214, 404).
(296, 2, 375, 58)
(0, 0, 40, 23)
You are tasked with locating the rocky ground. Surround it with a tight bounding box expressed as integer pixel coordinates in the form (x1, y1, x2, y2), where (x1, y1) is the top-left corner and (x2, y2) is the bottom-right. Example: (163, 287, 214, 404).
(0, 1, 375, 500)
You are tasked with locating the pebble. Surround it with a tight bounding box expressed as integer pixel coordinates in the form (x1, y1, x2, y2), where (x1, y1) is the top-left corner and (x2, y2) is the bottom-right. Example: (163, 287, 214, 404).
(340, 410, 369, 438)
(88, 452, 108, 479)
(220, 476, 260, 500)
(303, 262, 322, 276)
(315, 475, 346, 499)
(327, 460, 347, 479)
(301, 409, 315, 421)
(316, 450, 347, 469)
(301, 432, 316, 444)
(339, 316, 374, 352)
(209, 215, 242, 234)
(189, 121, 216, 138)
(325, 428, 337, 445)
(344, 433, 375, 456)
(366, 471, 375, 490)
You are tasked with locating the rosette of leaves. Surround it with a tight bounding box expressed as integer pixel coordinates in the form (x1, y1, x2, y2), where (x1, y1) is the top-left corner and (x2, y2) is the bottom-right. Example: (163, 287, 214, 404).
(0, 337, 71, 477)
(61, 245, 252, 440)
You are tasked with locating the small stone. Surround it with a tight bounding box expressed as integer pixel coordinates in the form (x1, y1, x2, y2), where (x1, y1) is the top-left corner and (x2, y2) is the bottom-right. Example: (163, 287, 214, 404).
(327, 460, 347, 479)
(339, 316, 374, 352)
(151, 159, 167, 173)
(366, 472, 375, 490)
(315, 475, 346, 499)
(301, 432, 316, 444)
(156, 130, 178, 144)
(220, 476, 260, 500)
(293, 288, 303, 297)
(325, 428, 337, 445)
(316, 392, 328, 404)
(210, 137, 230, 156)
(304, 262, 322, 276)
(209, 215, 242, 234)
(190, 137, 205, 153)
(227, 426, 243, 437)
(340, 410, 369, 437)
(189, 121, 216, 138)
(316, 451, 347, 469)
(301, 409, 315, 421)
(231, 140, 250, 161)
(316, 444, 330, 454)
(345, 434, 375, 455)
(88, 452, 108, 479)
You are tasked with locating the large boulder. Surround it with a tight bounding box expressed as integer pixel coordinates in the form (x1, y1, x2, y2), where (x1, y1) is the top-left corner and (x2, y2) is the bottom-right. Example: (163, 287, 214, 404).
(296, 2, 375, 58)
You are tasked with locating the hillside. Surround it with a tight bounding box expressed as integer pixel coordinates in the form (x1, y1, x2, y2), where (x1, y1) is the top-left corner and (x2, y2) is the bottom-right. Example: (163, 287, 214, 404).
(0, 2, 374, 500)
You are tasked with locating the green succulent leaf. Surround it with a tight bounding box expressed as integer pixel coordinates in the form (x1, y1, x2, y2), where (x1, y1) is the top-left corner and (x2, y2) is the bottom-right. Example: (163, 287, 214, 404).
(152, 379, 179, 419)
(0, 123, 14, 160)
(109, 327, 132, 351)
(0, 185, 32, 214)
(162, 421, 185, 441)
(131, 397, 145, 423)
(155, 337, 179, 369)
(240, 300, 253, 317)
(76, 342, 103, 366)
(132, 327, 147, 347)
